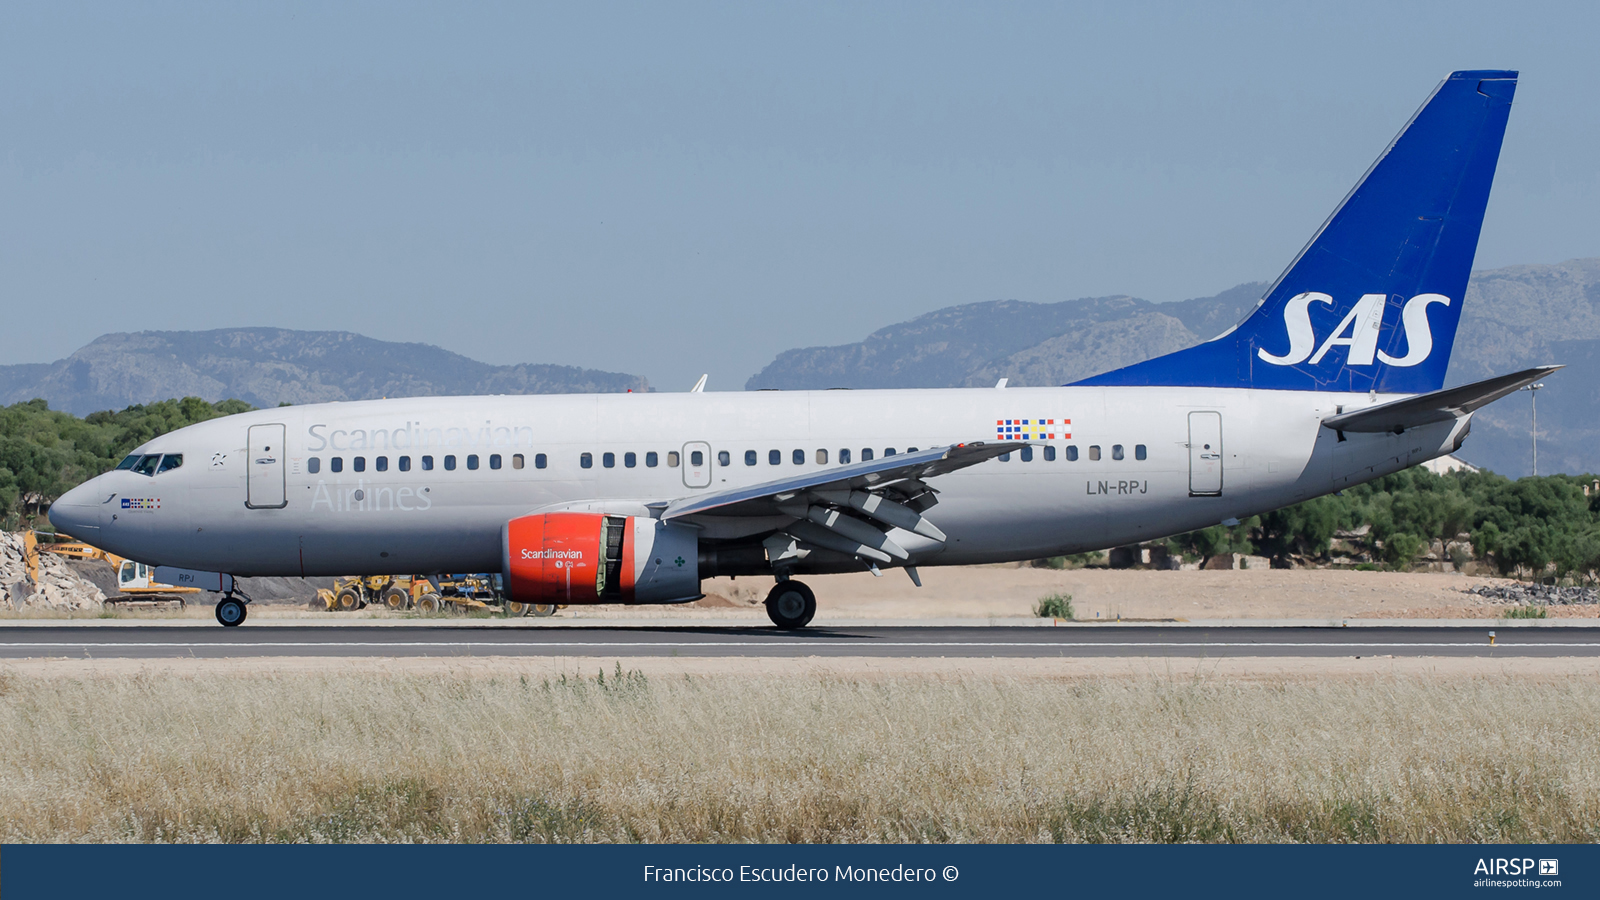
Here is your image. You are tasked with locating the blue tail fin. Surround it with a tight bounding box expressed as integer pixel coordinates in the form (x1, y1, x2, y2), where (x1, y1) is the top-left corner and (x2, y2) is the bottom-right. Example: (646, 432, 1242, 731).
(1074, 70, 1516, 394)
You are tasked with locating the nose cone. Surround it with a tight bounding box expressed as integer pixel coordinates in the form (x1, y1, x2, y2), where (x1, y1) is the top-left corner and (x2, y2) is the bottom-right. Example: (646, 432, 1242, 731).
(48, 479, 103, 537)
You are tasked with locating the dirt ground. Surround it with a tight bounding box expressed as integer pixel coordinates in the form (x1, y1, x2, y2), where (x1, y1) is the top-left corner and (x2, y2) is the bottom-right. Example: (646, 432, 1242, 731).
(683, 565, 1599, 621)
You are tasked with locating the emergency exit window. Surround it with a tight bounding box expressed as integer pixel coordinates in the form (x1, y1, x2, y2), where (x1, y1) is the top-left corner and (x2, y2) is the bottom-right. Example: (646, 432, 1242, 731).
(690, 450, 704, 467)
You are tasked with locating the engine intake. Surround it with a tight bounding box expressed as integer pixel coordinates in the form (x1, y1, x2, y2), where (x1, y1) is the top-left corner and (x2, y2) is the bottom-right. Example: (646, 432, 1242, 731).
(502, 512, 700, 604)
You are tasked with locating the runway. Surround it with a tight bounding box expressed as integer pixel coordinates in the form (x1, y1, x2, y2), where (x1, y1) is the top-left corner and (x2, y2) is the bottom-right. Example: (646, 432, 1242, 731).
(1, 623, 1597, 659)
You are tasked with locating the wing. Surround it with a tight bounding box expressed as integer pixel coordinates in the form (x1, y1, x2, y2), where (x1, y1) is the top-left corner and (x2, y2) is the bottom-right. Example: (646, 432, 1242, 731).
(659, 441, 1020, 568)
(1320, 365, 1560, 434)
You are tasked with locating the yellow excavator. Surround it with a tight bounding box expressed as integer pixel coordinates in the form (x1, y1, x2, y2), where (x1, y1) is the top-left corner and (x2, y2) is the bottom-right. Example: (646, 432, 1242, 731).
(26, 531, 198, 608)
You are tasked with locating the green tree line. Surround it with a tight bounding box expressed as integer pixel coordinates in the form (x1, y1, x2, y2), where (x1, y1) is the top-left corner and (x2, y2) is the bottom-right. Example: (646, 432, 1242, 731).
(0, 397, 252, 529)
(1170, 466, 1600, 582)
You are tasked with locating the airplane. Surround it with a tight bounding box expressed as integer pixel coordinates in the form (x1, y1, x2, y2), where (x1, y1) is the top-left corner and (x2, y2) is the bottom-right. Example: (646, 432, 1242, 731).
(50, 69, 1552, 629)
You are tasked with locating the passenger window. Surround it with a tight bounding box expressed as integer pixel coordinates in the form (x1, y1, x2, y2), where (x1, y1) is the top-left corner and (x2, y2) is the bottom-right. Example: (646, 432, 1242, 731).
(1089, 446, 1101, 461)
(1135, 444, 1147, 461)
(646, 451, 658, 468)
(534, 454, 546, 469)
(745, 450, 757, 466)
(116, 454, 141, 470)
(668, 451, 680, 467)
(907, 447, 918, 453)
(422, 455, 435, 471)
(862, 448, 874, 461)
(399, 456, 412, 472)
(444, 455, 457, 471)
(603, 452, 615, 468)
(513, 454, 526, 470)
(1066, 446, 1078, 462)
(816, 449, 828, 464)
(792, 449, 804, 465)
(353, 457, 365, 473)
(489, 454, 501, 470)
(885, 448, 896, 456)
(690, 450, 704, 467)
(839, 449, 851, 464)
(376, 456, 389, 472)
(769, 449, 781, 465)
(717, 450, 730, 467)
(1044, 446, 1057, 462)
(1112, 445, 1124, 461)
(625, 452, 637, 468)
(307, 457, 321, 474)
(1020, 446, 1033, 462)
(331, 457, 344, 473)
(581, 453, 593, 469)
(156, 454, 183, 474)
(467, 455, 479, 470)
(999, 452, 1011, 462)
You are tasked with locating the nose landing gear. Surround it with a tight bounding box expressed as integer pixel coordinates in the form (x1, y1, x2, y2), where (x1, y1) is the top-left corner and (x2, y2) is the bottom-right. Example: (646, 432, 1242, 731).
(764, 580, 816, 630)
(214, 584, 252, 627)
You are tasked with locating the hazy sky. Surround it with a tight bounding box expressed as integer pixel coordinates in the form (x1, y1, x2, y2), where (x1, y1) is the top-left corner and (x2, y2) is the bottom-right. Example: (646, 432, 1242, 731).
(2, 2, 1596, 391)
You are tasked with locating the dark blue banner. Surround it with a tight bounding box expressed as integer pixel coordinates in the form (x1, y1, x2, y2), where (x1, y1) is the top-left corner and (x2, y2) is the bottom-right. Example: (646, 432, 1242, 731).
(2, 843, 1593, 899)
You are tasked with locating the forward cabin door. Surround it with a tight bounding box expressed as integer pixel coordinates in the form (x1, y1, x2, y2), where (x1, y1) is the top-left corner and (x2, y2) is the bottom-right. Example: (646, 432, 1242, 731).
(682, 441, 712, 489)
(246, 423, 288, 509)
(1188, 412, 1223, 496)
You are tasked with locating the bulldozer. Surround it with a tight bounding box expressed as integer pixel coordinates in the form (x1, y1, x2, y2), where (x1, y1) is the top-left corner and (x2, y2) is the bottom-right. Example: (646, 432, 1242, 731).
(316, 573, 559, 616)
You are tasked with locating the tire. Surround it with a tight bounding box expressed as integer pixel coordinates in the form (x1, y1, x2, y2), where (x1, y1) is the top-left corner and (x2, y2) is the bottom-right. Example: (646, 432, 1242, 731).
(215, 597, 248, 627)
(532, 603, 558, 618)
(335, 588, 362, 611)
(415, 593, 443, 614)
(764, 581, 816, 630)
(382, 587, 411, 611)
(505, 600, 530, 617)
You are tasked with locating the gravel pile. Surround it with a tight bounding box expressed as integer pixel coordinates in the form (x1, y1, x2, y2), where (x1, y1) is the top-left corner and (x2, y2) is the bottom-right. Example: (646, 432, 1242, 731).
(1461, 582, 1599, 606)
(0, 532, 107, 611)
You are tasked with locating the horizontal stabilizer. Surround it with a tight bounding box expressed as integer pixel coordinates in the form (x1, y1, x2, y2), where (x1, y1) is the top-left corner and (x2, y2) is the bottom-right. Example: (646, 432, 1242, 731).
(1320, 365, 1561, 434)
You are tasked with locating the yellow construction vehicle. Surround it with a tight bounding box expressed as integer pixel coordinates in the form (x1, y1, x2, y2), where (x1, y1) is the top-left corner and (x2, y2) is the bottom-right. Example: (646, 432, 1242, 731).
(315, 572, 557, 616)
(28, 531, 197, 608)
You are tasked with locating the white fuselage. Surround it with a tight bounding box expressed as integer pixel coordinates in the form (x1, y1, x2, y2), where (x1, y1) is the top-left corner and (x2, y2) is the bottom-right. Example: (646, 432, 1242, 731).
(49, 386, 1466, 578)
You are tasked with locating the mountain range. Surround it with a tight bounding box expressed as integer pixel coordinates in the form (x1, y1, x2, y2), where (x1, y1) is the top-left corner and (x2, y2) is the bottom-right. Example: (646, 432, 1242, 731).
(3, 258, 1595, 478)
(748, 258, 1600, 477)
(0, 329, 648, 414)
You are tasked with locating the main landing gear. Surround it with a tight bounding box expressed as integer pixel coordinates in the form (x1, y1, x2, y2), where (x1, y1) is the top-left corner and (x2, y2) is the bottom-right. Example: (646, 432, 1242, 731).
(215, 594, 248, 627)
(764, 580, 816, 630)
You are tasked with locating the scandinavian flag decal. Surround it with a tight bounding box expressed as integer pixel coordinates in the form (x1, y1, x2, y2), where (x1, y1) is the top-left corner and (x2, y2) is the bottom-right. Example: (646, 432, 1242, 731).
(996, 418, 1071, 441)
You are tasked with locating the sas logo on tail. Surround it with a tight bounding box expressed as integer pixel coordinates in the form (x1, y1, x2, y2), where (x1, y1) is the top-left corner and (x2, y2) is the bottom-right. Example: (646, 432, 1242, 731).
(1257, 292, 1449, 368)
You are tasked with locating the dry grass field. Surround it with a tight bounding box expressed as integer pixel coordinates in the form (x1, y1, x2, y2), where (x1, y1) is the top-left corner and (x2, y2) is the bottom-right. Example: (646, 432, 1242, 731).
(0, 666, 1596, 843)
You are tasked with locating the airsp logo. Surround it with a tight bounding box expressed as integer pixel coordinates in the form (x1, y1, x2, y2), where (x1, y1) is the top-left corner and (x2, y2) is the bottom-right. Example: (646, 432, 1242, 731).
(1257, 292, 1450, 368)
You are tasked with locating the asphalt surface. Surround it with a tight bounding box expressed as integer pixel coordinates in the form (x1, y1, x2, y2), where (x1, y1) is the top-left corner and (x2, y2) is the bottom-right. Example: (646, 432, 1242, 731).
(1, 624, 1597, 659)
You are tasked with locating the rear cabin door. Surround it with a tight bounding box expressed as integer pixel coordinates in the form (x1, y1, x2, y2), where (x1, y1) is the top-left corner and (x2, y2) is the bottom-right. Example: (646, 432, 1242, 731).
(247, 423, 288, 509)
(682, 441, 712, 489)
(1188, 411, 1223, 496)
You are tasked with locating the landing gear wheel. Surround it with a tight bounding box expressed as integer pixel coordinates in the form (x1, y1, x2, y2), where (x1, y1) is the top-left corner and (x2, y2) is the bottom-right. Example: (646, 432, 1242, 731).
(415, 592, 443, 614)
(382, 587, 411, 611)
(215, 597, 248, 627)
(335, 588, 363, 611)
(765, 581, 816, 630)
(532, 603, 558, 618)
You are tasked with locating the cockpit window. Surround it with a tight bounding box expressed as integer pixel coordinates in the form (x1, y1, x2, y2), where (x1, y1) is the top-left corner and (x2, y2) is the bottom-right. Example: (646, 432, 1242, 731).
(156, 454, 183, 474)
(116, 455, 141, 470)
(133, 455, 162, 476)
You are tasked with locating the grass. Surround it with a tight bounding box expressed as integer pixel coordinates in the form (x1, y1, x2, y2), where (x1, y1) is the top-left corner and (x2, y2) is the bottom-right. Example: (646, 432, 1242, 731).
(1502, 605, 1549, 619)
(1033, 593, 1075, 619)
(0, 668, 1595, 843)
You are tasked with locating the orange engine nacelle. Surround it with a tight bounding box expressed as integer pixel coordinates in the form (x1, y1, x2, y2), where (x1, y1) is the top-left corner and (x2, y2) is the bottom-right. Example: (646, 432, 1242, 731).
(502, 512, 700, 604)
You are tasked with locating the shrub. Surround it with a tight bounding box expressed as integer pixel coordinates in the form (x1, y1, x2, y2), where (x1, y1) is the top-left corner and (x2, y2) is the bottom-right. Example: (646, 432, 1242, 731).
(1503, 605, 1548, 619)
(1034, 593, 1074, 619)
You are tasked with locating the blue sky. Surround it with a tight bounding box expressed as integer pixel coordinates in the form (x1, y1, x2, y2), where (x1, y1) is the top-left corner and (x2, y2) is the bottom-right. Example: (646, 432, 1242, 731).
(1, 2, 1595, 390)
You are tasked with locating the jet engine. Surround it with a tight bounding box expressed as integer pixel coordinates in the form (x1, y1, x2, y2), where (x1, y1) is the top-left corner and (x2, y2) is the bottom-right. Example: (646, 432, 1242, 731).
(502, 513, 700, 604)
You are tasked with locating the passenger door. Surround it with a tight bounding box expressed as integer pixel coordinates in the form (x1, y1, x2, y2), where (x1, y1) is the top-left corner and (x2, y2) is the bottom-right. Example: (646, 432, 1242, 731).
(247, 423, 288, 509)
(682, 441, 712, 489)
(1188, 411, 1223, 496)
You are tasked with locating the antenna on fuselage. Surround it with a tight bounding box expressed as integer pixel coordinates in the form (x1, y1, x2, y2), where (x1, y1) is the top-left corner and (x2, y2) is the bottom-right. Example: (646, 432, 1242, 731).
(690, 374, 708, 393)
